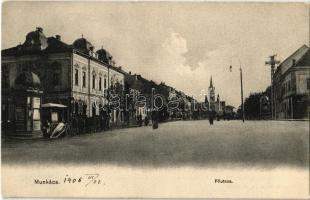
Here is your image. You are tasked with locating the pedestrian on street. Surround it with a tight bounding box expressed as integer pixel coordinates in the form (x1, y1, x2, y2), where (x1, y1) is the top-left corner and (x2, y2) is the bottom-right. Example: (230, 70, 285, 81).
(106, 112, 111, 130)
(144, 115, 149, 126)
(151, 110, 159, 129)
(209, 110, 214, 125)
(137, 114, 143, 127)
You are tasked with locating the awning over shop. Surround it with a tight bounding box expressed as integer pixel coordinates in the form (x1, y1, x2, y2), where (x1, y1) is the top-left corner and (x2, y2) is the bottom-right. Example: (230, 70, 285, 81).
(42, 103, 67, 108)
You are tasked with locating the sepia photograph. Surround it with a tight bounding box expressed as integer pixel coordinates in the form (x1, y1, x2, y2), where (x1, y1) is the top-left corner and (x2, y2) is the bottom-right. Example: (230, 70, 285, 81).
(1, 1, 309, 199)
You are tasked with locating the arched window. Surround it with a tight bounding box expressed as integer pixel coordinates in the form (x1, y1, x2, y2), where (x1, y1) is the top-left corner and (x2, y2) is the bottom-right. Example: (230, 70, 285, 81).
(104, 75, 107, 89)
(75, 69, 79, 86)
(92, 71, 96, 90)
(92, 74, 96, 89)
(99, 77, 102, 91)
(92, 103, 96, 117)
(82, 71, 86, 88)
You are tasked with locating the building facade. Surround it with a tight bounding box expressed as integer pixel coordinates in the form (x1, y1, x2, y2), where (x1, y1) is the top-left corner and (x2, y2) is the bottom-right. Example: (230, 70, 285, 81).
(2, 27, 125, 131)
(273, 44, 310, 119)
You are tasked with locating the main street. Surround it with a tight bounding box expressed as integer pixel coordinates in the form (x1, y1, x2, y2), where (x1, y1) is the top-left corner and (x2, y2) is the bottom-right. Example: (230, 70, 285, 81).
(2, 120, 308, 168)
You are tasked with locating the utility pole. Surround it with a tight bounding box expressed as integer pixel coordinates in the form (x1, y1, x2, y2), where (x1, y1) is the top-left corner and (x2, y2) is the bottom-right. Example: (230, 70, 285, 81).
(265, 55, 280, 120)
(229, 61, 245, 122)
(240, 67, 245, 122)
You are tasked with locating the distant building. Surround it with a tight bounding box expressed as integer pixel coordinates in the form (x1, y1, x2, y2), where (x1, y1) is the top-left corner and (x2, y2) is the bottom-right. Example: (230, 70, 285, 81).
(220, 101, 226, 114)
(273, 44, 310, 119)
(259, 94, 270, 119)
(124, 73, 148, 123)
(204, 95, 209, 110)
(208, 76, 216, 111)
(207, 76, 224, 116)
(224, 105, 235, 119)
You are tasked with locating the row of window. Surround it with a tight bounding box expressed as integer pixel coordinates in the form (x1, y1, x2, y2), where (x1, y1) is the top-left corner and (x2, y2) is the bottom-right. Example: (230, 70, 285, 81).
(74, 69, 108, 91)
(276, 77, 310, 98)
(281, 80, 292, 96)
(2, 65, 9, 88)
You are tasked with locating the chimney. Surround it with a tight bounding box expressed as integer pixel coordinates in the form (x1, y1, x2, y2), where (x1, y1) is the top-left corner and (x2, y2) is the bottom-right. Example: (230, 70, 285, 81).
(36, 27, 43, 33)
(129, 71, 131, 75)
(55, 35, 61, 41)
(89, 46, 94, 52)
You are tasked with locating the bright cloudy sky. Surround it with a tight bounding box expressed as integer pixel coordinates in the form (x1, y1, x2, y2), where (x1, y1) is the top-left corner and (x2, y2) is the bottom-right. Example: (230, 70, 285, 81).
(2, 2, 309, 107)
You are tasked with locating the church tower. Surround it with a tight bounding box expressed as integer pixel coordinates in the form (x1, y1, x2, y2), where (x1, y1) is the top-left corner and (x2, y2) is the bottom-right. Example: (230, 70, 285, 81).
(208, 76, 215, 111)
(209, 76, 215, 102)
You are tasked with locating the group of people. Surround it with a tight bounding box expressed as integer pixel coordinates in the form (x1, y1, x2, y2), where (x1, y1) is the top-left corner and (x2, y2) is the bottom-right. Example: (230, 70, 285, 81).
(135, 110, 160, 129)
(208, 110, 228, 125)
(42, 109, 162, 139)
(69, 113, 111, 135)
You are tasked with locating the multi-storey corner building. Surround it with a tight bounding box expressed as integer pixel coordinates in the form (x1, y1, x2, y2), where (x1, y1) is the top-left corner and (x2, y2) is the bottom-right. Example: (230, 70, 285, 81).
(2, 27, 125, 126)
(273, 44, 310, 119)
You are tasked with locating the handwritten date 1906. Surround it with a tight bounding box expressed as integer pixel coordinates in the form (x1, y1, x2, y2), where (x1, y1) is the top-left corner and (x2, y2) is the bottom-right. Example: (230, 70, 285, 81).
(64, 174, 103, 187)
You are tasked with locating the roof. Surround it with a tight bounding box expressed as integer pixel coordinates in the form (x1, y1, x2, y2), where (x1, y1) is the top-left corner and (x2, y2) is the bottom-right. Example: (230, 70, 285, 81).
(45, 37, 72, 53)
(277, 44, 309, 75)
(1, 46, 20, 56)
(296, 47, 310, 66)
(72, 37, 94, 54)
(124, 74, 144, 91)
(2, 36, 72, 56)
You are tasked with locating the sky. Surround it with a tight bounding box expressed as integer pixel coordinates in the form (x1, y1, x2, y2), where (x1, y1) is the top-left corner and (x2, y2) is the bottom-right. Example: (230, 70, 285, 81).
(2, 2, 309, 107)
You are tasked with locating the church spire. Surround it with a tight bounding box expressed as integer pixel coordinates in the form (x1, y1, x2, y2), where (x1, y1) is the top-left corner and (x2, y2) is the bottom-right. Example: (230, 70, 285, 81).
(210, 76, 213, 88)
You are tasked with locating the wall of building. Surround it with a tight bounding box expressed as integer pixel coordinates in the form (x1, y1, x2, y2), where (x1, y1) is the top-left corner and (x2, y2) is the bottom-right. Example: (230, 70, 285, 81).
(295, 70, 310, 95)
(274, 66, 310, 119)
(1, 52, 72, 128)
(71, 53, 125, 119)
(2, 53, 71, 96)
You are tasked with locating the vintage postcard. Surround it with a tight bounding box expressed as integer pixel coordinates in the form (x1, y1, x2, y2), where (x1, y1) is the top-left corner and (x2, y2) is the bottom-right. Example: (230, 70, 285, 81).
(1, 1, 309, 199)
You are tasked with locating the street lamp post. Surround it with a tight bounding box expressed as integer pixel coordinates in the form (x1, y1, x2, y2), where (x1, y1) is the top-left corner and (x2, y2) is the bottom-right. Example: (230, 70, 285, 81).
(229, 61, 245, 123)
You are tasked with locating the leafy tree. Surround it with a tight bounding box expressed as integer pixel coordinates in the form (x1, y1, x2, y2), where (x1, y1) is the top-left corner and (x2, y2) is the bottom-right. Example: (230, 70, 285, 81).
(243, 92, 264, 119)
